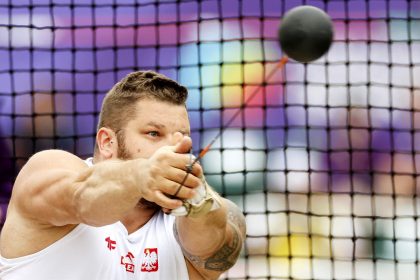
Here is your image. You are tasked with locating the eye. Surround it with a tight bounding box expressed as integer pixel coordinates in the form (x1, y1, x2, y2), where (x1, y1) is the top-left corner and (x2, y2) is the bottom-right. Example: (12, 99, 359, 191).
(147, 131, 160, 137)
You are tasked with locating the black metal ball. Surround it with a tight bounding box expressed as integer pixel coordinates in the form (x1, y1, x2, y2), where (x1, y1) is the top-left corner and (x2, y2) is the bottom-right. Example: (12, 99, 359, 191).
(278, 5, 334, 63)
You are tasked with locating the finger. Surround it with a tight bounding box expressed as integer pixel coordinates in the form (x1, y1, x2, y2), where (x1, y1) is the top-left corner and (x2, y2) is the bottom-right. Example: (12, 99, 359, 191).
(160, 177, 196, 199)
(166, 156, 203, 179)
(180, 156, 203, 177)
(164, 167, 202, 189)
(171, 131, 184, 145)
(163, 152, 202, 176)
(187, 161, 203, 178)
(173, 136, 192, 154)
(154, 150, 196, 170)
(153, 191, 183, 209)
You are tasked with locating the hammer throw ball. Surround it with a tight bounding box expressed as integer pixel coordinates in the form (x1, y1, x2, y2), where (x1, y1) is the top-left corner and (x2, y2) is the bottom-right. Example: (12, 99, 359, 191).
(278, 5, 334, 63)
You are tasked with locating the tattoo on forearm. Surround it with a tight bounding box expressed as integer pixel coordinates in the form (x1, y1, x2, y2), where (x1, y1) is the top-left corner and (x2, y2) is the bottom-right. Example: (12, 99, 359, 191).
(204, 224, 240, 271)
(173, 200, 246, 272)
(173, 223, 203, 267)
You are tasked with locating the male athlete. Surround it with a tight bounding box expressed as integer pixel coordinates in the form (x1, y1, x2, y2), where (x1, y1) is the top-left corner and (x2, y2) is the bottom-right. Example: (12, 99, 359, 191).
(0, 71, 246, 279)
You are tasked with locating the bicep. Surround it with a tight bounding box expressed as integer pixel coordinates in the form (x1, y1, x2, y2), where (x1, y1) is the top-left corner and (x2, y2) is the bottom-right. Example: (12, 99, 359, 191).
(12, 150, 88, 226)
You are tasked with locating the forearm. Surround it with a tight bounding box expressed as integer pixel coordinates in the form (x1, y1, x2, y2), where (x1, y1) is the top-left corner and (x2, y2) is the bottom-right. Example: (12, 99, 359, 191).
(175, 200, 228, 255)
(72, 159, 145, 226)
(174, 197, 246, 278)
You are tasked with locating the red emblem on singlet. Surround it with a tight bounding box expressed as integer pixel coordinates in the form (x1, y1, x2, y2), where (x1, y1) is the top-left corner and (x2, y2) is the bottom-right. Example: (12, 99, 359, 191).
(141, 248, 158, 272)
(121, 252, 135, 273)
(105, 237, 116, 250)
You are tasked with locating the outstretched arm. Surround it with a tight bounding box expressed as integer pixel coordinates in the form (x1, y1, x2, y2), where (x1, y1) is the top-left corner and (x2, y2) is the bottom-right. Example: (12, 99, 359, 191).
(174, 193, 246, 279)
(13, 146, 200, 227)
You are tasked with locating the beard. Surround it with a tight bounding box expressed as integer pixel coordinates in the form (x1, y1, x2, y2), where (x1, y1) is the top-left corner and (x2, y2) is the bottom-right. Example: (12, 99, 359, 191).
(116, 130, 132, 161)
(116, 131, 161, 211)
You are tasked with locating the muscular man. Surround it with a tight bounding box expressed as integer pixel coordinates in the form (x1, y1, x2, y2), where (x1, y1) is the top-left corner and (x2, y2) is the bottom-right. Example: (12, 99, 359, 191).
(0, 71, 246, 279)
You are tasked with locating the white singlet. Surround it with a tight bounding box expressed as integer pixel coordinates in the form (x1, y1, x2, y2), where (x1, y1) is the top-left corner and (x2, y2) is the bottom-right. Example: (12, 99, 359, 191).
(0, 158, 189, 280)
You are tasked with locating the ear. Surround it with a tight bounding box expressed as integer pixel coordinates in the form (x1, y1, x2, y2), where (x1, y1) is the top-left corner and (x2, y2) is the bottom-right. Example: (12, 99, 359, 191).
(96, 127, 118, 159)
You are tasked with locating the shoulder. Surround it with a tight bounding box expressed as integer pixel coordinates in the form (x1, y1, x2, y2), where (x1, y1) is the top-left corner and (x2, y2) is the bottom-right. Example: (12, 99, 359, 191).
(25, 149, 87, 170)
(12, 149, 88, 199)
(16, 149, 88, 181)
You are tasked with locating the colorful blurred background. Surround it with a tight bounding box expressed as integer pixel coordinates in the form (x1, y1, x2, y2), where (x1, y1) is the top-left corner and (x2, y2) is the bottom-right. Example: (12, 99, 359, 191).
(1, 0, 420, 279)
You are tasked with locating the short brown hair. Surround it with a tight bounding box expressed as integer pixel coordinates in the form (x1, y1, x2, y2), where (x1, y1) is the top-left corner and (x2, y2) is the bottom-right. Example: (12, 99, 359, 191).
(94, 70, 188, 154)
(98, 71, 188, 131)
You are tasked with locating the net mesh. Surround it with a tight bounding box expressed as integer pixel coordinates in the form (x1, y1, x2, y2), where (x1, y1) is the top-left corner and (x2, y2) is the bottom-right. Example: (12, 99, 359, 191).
(1, 0, 420, 279)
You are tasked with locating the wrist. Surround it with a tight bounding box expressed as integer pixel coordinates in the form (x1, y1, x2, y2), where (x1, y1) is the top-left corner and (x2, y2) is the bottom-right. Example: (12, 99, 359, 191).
(171, 178, 222, 218)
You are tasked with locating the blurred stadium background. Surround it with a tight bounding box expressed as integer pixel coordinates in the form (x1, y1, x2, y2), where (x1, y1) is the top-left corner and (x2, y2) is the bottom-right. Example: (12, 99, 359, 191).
(1, 0, 420, 279)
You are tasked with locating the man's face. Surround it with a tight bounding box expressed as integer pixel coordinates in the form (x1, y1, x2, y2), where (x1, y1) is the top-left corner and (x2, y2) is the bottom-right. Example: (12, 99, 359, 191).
(115, 98, 190, 209)
(116, 98, 191, 161)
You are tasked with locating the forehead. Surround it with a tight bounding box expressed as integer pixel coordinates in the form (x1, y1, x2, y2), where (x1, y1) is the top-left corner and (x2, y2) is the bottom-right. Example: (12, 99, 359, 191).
(130, 99, 190, 130)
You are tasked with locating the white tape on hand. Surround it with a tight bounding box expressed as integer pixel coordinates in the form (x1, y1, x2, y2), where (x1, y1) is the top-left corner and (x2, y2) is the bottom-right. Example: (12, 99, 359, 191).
(171, 178, 221, 218)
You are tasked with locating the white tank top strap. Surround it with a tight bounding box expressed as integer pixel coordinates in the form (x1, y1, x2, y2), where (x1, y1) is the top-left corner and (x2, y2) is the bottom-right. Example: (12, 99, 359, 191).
(85, 157, 94, 167)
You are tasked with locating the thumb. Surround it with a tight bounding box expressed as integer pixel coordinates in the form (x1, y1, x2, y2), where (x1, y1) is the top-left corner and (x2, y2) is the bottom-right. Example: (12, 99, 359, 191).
(173, 136, 192, 154)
